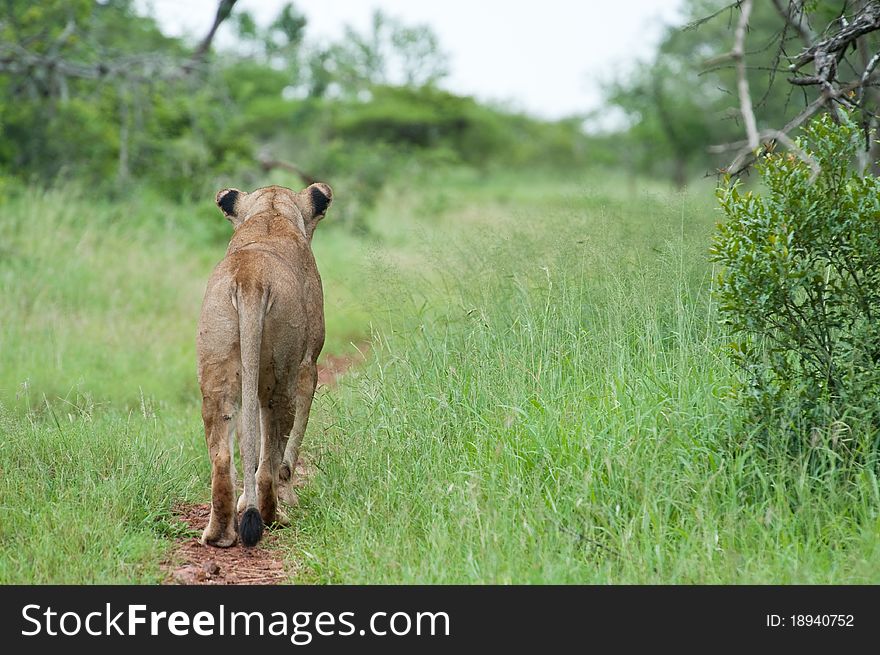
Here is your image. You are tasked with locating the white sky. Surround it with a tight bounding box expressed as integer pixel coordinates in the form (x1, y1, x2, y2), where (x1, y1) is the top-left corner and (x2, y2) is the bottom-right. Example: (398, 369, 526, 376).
(136, 0, 684, 120)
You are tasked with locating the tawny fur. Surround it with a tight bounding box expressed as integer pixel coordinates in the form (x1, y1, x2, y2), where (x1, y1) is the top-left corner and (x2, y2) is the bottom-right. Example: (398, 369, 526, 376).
(197, 183, 332, 548)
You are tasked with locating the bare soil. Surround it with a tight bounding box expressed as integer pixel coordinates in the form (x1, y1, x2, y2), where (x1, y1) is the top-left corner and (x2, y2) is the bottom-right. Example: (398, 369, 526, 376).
(316, 343, 368, 387)
(164, 502, 289, 585)
(162, 347, 364, 585)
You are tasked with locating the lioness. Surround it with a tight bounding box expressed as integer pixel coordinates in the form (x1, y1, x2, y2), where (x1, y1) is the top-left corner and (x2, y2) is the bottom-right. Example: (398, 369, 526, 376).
(197, 182, 332, 547)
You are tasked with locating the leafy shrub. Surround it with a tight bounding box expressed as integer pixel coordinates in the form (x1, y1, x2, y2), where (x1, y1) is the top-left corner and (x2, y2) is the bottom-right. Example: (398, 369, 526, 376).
(330, 85, 590, 170)
(711, 111, 880, 454)
(312, 139, 401, 235)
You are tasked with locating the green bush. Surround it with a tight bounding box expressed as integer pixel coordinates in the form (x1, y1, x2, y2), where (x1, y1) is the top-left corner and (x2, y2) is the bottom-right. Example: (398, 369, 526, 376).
(711, 111, 880, 454)
(330, 85, 590, 170)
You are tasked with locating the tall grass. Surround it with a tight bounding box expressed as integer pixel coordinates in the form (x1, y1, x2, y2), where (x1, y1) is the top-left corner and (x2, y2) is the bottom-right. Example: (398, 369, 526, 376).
(293, 177, 880, 583)
(0, 404, 203, 583)
(1, 173, 877, 583)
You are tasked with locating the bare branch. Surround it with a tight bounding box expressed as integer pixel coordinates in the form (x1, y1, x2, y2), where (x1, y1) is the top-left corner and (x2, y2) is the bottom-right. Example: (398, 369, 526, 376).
(703, 1, 759, 150)
(684, 1, 745, 32)
(859, 51, 880, 99)
(790, 1, 880, 74)
(762, 129, 821, 181)
(694, 0, 880, 177)
(704, 1, 760, 151)
(719, 81, 862, 176)
(771, 0, 813, 46)
(708, 139, 751, 154)
(782, 82, 858, 133)
(733, 0, 760, 150)
(186, 0, 240, 71)
(257, 151, 320, 186)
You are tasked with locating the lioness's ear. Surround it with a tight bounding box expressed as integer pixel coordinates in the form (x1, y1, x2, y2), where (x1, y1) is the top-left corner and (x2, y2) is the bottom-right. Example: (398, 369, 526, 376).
(309, 183, 333, 217)
(299, 182, 332, 240)
(216, 188, 241, 225)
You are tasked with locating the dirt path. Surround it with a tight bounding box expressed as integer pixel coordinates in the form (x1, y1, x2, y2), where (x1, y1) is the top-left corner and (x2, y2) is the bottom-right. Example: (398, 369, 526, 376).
(162, 346, 366, 585)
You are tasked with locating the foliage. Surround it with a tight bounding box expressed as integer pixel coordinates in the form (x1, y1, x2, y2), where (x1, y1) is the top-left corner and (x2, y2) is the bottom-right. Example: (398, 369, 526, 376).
(711, 111, 880, 454)
(0, 1, 594, 218)
(0, 0, 252, 200)
(328, 85, 589, 169)
(306, 10, 449, 98)
(605, 0, 880, 186)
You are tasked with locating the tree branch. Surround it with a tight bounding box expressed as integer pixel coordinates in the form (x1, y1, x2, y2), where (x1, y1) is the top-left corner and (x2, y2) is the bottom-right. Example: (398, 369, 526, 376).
(771, 0, 812, 46)
(718, 81, 861, 177)
(257, 151, 319, 186)
(705, 1, 759, 151)
(185, 0, 239, 72)
(695, 0, 880, 177)
(734, 0, 759, 150)
(0, 0, 240, 85)
(789, 1, 880, 79)
(684, 1, 745, 32)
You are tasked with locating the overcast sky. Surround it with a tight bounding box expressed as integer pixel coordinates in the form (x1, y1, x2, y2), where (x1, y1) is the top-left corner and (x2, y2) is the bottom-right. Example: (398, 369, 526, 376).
(136, 0, 684, 120)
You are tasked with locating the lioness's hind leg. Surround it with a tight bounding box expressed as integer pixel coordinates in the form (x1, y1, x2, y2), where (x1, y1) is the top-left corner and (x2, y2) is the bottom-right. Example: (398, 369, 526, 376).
(272, 395, 299, 508)
(236, 413, 246, 513)
(280, 362, 317, 482)
(200, 396, 238, 548)
(256, 404, 280, 525)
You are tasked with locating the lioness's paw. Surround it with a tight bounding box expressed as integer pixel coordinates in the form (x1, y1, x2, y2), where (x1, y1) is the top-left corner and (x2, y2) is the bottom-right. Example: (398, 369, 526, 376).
(201, 526, 237, 548)
(278, 482, 299, 506)
(273, 507, 291, 527)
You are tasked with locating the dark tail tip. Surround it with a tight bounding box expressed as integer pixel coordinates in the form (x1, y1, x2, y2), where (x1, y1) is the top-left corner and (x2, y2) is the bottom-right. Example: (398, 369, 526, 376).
(239, 507, 264, 547)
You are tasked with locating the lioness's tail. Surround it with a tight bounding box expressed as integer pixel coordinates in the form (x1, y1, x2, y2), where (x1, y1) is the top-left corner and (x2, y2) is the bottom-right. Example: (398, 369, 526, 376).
(237, 284, 268, 547)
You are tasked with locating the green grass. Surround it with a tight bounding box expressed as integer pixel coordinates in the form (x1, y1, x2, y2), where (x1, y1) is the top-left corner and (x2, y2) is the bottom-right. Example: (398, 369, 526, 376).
(1, 171, 878, 583)
(0, 405, 201, 583)
(0, 181, 370, 582)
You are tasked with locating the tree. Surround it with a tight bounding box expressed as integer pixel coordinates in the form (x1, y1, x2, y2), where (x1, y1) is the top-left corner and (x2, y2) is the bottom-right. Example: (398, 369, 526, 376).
(606, 0, 807, 184)
(703, 1, 880, 176)
(306, 10, 448, 99)
(606, 52, 716, 188)
(0, 0, 242, 191)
